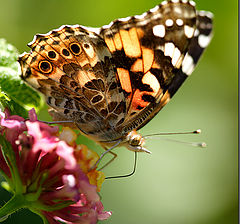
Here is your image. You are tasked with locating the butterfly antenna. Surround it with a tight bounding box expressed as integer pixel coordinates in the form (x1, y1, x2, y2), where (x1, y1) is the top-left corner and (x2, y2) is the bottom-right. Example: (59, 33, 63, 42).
(150, 137, 207, 148)
(144, 129, 206, 148)
(105, 151, 138, 179)
(144, 129, 202, 137)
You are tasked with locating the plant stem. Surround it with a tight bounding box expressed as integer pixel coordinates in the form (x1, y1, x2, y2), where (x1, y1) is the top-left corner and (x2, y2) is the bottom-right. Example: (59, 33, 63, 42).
(0, 194, 26, 220)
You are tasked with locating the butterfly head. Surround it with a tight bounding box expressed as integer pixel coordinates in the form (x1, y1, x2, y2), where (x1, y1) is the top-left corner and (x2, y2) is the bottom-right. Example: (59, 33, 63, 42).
(124, 131, 151, 154)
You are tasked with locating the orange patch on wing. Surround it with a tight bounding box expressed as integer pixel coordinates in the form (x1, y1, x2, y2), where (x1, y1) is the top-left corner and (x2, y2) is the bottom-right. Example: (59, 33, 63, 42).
(142, 71, 160, 96)
(117, 68, 132, 93)
(131, 89, 149, 110)
(113, 32, 123, 50)
(131, 59, 143, 72)
(104, 37, 116, 53)
(136, 27, 145, 39)
(120, 28, 141, 58)
(142, 47, 154, 73)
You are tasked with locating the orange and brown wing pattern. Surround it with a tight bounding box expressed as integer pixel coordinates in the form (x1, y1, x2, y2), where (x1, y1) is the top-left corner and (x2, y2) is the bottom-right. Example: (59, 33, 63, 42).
(18, 25, 126, 142)
(18, 0, 213, 145)
(99, 0, 213, 134)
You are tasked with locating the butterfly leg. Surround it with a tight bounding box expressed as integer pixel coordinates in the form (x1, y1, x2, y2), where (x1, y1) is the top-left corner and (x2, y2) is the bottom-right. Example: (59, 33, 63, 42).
(90, 140, 121, 171)
(98, 149, 118, 171)
(42, 120, 75, 125)
(23, 118, 75, 126)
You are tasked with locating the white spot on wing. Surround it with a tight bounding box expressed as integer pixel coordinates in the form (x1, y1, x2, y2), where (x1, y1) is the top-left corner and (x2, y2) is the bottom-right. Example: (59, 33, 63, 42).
(194, 29, 200, 37)
(161, 1, 168, 5)
(19, 52, 28, 58)
(165, 19, 174, 27)
(198, 34, 211, 48)
(81, 26, 100, 34)
(182, 53, 195, 75)
(198, 10, 214, 18)
(176, 19, 183, 26)
(136, 19, 149, 26)
(28, 35, 37, 46)
(164, 42, 175, 58)
(184, 25, 195, 38)
(189, 1, 196, 6)
(153, 25, 165, 38)
(150, 5, 159, 13)
(118, 16, 131, 22)
(134, 14, 146, 19)
(101, 21, 114, 29)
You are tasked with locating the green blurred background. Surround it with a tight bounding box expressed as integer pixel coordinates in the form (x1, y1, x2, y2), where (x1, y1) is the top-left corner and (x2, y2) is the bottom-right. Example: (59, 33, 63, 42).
(0, 0, 238, 223)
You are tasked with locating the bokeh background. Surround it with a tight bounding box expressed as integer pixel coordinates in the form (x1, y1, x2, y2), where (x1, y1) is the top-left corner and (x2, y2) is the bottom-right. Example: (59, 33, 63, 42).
(0, 0, 238, 223)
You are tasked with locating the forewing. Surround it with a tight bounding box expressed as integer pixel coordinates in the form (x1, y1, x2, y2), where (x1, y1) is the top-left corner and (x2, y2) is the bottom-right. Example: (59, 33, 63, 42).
(99, 0, 213, 134)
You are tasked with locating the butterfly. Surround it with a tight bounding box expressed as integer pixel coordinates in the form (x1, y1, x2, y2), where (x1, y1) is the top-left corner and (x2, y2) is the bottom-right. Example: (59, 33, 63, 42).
(18, 0, 213, 154)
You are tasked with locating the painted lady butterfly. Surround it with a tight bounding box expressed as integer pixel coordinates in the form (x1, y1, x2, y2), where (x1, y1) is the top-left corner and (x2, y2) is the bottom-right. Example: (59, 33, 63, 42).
(18, 0, 213, 154)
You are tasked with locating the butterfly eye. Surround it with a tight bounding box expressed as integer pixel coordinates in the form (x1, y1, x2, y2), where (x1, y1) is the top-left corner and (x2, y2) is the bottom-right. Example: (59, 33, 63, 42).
(69, 43, 81, 55)
(129, 134, 142, 146)
(39, 60, 52, 73)
(48, 50, 57, 59)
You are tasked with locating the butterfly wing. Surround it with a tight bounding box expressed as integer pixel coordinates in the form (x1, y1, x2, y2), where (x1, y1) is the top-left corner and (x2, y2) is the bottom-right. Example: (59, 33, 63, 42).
(18, 0, 213, 145)
(18, 25, 126, 141)
(99, 0, 213, 134)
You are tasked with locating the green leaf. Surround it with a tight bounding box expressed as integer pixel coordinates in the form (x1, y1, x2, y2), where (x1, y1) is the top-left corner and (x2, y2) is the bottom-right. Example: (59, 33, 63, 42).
(0, 91, 28, 118)
(0, 39, 44, 116)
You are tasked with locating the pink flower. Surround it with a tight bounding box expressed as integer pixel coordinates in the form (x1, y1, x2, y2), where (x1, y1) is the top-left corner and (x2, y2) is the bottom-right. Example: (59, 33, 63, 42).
(0, 109, 111, 224)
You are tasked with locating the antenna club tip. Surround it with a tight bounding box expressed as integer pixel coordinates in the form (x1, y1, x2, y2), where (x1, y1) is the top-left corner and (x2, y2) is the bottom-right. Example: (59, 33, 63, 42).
(201, 142, 207, 148)
(194, 129, 201, 134)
